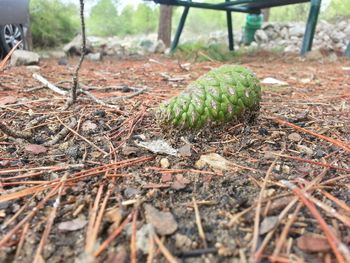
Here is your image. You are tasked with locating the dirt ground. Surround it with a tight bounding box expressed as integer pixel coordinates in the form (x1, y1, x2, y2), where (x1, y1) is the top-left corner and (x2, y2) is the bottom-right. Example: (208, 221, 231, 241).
(0, 52, 350, 263)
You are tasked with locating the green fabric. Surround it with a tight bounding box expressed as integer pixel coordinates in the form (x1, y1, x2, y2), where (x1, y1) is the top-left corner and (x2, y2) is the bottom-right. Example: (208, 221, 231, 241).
(157, 65, 261, 129)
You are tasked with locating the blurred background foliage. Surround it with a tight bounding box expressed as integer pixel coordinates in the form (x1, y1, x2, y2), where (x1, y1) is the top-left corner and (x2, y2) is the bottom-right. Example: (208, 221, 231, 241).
(29, 0, 350, 48)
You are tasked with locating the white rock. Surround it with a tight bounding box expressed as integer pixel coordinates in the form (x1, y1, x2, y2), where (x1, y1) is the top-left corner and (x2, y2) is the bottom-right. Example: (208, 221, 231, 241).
(63, 34, 93, 55)
(10, 50, 40, 66)
(86, 52, 102, 61)
(289, 25, 305, 37)
(255, 29, 268, 43)
(154, 39, 166, 53)
(261, 77, 288, 86)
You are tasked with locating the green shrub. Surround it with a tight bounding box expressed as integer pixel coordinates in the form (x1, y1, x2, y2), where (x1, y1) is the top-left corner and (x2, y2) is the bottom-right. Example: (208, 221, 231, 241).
(30, 0, 79, 48)
(87, 1, 159, 37)
(175, 42, 239, 61)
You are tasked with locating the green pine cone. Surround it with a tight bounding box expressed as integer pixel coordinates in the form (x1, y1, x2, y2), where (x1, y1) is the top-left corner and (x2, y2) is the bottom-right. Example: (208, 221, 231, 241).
(157, 65, 261, 129)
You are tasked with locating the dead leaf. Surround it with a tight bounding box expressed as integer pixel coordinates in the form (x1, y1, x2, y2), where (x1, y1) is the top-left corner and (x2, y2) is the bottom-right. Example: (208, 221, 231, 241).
(135, 139, 177, 156)
(25, 144, 47, 154)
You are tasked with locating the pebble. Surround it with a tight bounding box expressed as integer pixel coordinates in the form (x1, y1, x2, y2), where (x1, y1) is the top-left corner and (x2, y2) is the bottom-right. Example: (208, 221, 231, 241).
(178, 144, 192, 157)
(259, 216, 279, 235)
(175, 233, 192, 249)
(144, 204, 178, 236)
(160, 158, 170, 168)
(288, 132, 301, 142)
(296, 145, 313, 157)
(124, 187, 140, 198)
(314, 148, 326, 158)
(282, 165, 290, 174)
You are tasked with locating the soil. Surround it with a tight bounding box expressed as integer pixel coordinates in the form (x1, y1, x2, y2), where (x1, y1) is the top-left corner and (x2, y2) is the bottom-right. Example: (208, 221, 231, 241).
(0, 52, 350, 263)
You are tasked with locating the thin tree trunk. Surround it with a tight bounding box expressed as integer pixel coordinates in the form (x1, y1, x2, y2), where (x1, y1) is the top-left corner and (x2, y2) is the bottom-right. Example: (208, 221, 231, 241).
(158, 5, 173, 47)
(262, 8, 270, 22)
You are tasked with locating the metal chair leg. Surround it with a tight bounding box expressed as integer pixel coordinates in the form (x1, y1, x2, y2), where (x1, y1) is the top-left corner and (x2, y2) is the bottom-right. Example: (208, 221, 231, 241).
(301, 0, 321, 56)
(345, 42, 350, 57)
(226, 0, 234, 51)
(171, 5, 190, 52)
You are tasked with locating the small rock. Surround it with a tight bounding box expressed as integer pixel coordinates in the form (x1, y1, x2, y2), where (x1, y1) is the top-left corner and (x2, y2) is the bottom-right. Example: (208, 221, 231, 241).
(58, 217, 87, 231)
(261, 77, 288, 86)
(63, 34, 93, 56)
(171, 180, 186, 190)
(327, 52, 338, 62)
(86, 52, 102, 61)
(154, 40, 166, 53)
(282, 165, 290, 174)
(82, 120, 98, 132)
(161, 173, 172, 183)
(288, 132, 301, 142)
(297, 234, 331, 252)
(296, 145, 313, 157)
(121, 145, 138, 156)
(24, 144, 47, 155)
(58, 57, 68, 65)
(136, 224, 154, 254)
(0, 201, 9, 210)
(289, 24, 304, 37)
(274, 164, 281, 172)
(175, 233, 192, 249)
(178, 144, 192, 157)
(195, 153, 231, 171)
(124, 188, 140, 198)
(314, 148, 326, 158)
(144, 204, 178, 235)
(67, 145, 81, 159)
(259, 216, 279, 235)
(305, 49, 323, 60)
(160, 158, 170, 168)
(255, 29, 268, 43)
(10, 50, 40, 66)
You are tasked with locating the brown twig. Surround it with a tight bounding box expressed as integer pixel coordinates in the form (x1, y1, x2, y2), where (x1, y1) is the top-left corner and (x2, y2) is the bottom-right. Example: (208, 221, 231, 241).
(272, 117, 350, 153)
(281, 180, 350, 263)
(0, 183, 61, 247)
(0, 40, 22, 70)
(13, 222, 30, 261)
(56, 116, 108, 155)
(94, 211, 133, 257)
(153, 234, 179, 263)
(271, 202, 303, 260)
(131, 207, 139, 263)
(0, 156, 153, 203)
(85, 184, 104, 254)
(33, 174, 67, 263)
(251, 154, 279, 260)
(193, 197, 208, 248)
(0, 121, 32, 139)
